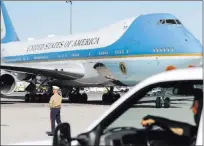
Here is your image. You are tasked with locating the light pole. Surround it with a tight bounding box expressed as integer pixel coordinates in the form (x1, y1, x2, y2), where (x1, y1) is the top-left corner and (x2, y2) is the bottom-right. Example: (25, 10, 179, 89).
(66, 1, 72, 35)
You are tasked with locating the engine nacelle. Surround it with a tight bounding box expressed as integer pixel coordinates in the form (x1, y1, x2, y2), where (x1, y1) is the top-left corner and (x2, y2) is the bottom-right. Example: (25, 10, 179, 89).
(0, 71, 17, 95)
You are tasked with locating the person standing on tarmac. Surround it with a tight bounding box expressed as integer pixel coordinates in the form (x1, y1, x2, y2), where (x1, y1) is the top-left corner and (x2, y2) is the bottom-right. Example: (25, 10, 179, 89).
(141, 88, 203, 145)
(47, 86, 62, 136)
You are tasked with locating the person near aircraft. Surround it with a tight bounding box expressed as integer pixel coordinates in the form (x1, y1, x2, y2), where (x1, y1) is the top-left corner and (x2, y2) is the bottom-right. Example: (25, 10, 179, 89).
(47, 86, 62, 136)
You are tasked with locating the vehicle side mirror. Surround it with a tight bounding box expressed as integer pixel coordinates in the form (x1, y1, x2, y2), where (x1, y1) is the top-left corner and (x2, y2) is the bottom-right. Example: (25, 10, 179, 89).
(53, 123, 71, 146)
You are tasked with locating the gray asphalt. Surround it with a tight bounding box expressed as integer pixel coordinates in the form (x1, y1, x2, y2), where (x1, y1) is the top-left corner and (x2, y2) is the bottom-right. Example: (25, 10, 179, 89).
(1, 92, 110, 145)
(1, 92, 195, 145)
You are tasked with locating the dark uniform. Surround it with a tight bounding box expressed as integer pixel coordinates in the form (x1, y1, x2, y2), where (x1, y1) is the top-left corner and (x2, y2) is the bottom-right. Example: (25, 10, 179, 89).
(49, 87, 62, 135)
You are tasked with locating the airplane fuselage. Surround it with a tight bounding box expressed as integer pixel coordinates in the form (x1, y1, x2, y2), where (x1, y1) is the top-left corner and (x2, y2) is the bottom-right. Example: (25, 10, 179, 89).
(1, 13, 202, 87)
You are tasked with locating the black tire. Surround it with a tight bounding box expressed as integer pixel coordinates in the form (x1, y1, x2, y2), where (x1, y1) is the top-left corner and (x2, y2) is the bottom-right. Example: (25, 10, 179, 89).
(75, 93, 82, 103)
(102, 93, 108, 103)
(155, 97, 162, 108)
(34, 94, 40, 103)
(114, 93, 120, 101)
(38, 94, 42, 103)
(30, 94, 35, 103)
(25, 94, 29, 102)
(81, 93, 88, 103)
(69, 93, 79, 103)
(68, 94, 75, 102)
(164, 97, 170, 108)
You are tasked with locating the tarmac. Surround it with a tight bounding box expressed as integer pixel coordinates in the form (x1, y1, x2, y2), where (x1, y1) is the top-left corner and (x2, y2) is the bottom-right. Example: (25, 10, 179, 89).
(1, 92, 195, 145)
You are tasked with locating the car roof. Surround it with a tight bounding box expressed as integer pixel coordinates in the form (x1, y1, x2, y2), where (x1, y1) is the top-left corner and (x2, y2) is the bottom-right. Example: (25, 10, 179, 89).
(87, 67, 203, 131)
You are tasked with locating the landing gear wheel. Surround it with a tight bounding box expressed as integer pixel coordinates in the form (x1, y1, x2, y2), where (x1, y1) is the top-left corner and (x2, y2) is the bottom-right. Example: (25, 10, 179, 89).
(41, 94, 45, 102)
(75, 93, 82, 103)
(69, 92, 80, 103)
(68, 94, 74, 103)
(29, 94, 35, 103)
(34, 94, 40, 103)
(155, 97, 162, 108)
(81, 93, 88, 103)
(102, 93, 108, 103)
(164, 97, 170, 108)
(25, 94, 29, 102)
(103, 93, 113, 103)
(102, 92, 120, 103)
(43, 93, 49, 102)
(38, 94, 42, 103)
(114, 93, 120, 101)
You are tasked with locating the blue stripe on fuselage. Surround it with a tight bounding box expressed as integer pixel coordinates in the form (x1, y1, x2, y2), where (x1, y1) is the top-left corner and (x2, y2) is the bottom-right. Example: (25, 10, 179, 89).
(2, 13, 202, 63)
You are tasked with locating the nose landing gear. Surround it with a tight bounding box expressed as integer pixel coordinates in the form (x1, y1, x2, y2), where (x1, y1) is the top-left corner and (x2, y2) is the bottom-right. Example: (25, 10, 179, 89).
(155, 88, 171, 108)
(155, 96, 171, 108)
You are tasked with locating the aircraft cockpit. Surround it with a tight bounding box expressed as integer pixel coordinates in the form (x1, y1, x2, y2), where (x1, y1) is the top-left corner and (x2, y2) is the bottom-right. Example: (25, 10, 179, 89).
(157, 19, 182, 25)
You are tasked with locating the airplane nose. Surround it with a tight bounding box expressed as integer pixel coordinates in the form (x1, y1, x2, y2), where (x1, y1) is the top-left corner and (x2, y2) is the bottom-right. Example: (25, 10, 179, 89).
(180, 28, 203, 67)
(182, 28, 202, 55)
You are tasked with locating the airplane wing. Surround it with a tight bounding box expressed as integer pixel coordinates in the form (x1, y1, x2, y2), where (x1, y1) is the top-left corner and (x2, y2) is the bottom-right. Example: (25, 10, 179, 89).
(0, 63, 85, 80)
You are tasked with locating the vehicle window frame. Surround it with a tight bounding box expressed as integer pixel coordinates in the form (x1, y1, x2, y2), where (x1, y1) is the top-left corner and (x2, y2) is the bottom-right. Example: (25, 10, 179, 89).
(196, 109, 203, 145)
(95, 80, 202, 137)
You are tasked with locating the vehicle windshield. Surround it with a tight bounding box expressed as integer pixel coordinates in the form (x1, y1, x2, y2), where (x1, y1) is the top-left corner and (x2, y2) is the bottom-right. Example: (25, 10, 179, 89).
(103, 81, 203, 132)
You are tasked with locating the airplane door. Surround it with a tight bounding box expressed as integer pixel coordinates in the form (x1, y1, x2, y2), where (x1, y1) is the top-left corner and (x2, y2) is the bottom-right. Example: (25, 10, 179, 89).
(156, 56, 160, 66)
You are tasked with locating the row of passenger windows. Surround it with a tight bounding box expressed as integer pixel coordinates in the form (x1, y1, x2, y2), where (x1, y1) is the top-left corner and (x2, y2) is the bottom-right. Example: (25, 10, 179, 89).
(98, 50, 129, 55)
(71, 54, 80, 57)
(34, 56, 48, 60)
(115, 50, 125, 54)
(157, 19, 182, 25)
(98, 52, 108, 55)
(153, 48, 174, 52)
(5, 47, 176, 62)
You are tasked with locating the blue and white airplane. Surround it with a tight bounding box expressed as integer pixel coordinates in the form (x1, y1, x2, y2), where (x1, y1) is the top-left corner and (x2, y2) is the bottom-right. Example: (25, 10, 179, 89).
(0, 1, 202, 103)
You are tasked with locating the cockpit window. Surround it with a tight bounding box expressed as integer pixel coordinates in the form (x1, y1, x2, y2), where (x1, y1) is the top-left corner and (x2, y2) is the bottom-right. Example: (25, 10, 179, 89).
(161, 20, 165, 24)
(157, 19, 182, 25)
(166, 19, 176, 24)
(175, 19, 182, 24)
(157, 19, 164, 24)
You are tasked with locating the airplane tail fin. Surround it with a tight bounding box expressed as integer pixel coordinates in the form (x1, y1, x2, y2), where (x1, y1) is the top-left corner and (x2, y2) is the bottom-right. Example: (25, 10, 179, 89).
(1, 1, 20, 44)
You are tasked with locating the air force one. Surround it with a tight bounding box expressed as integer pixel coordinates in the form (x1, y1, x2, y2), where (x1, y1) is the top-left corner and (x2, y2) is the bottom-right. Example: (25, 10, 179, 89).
(0, 1, 202, 103)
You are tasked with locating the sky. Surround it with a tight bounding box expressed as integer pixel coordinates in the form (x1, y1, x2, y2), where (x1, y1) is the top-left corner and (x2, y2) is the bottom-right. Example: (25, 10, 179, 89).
(3, 1, 203, 42)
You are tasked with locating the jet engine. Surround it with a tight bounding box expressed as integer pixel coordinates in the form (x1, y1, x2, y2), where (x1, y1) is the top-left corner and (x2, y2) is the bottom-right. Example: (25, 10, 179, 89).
(0, 71, 17, 95)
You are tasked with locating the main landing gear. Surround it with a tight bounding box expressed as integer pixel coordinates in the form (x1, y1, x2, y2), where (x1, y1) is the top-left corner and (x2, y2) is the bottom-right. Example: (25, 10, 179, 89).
(102, 87, 121, 103)
(25, 87, 89, 103)
(24, 92, 52, 103)
(24, 77, 53, 103)
(155, 88, 171, 108)
(68, 88, 88, 103)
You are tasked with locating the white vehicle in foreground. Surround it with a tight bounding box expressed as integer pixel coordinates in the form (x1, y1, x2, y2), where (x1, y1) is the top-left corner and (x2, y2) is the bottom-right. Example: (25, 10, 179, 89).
(12, 67, 203, 146)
